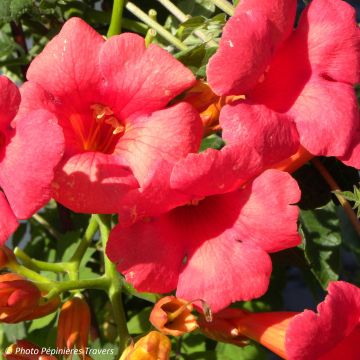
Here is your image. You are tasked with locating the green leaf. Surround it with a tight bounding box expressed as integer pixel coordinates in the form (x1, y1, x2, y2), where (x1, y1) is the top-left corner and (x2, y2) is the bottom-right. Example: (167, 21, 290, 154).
(181, 333, 207, 354)
(3, 323, 26, 343)
(196, 46, 217, 78)
(337, 206, 360, 262)
(337, 190, 357, 202)
(28, 311, 57, 332)
(87, 340, 118, 360)
(216, 343, 266, 360)
(0, 0, 33, 23)
(178, 0, 216, 17)
(181, 16, 206, 29)
(336, 185, 360, 219)
(127, 307, 152, 334)
(27, 325, 57, 348)
(300, 201, 341, 289)
(175, 44, 207, 74)
(200, 134, 225, 152)
(185, 351, 218, 359)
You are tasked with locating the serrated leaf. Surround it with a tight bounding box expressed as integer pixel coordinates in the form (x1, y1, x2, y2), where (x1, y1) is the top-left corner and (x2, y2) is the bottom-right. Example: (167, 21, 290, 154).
(337, 185, 360, 219)
(337, 190, 357, 202)
(337, 206, 360, 261)
(300, 201, 341, 289)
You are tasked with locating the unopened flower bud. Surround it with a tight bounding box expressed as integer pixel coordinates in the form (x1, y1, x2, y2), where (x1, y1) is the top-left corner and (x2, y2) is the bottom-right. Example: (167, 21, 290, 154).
(150, 296, 198, 336)
(233, 312, 297, 359)
(198, 308, 250, 347)
(119, 331, 171, 360)
(0, 274, 41, 323)
(56, 295, 91, 359)
(273, 146, 314, 173)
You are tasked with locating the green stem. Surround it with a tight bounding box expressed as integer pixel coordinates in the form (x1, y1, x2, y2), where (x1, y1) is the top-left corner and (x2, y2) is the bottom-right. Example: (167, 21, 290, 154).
(211, 0, 235, 16)
(70, 215, 98, 266)
(45, 276, 110, 300)
(33, 213, 62, 241)
(96, 215, 129, 353)
(157, 0, 218, 46)
(14, 247, 67, 273)
(107, 0, 126, 37)
(7, 263, 52, 291)
(65, 215, 99, 281)
(126, 1, 188, 50)
(145, 29, 157, 47)
(145, 10, 157, 46)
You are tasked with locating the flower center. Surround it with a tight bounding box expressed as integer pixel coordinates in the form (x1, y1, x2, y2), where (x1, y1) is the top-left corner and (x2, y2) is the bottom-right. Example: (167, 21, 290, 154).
(70, 104, 125, 154)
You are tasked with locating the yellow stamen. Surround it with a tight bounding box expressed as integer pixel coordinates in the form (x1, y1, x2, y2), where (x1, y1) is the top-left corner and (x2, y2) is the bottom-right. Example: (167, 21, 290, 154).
(90, 104, 114, 121)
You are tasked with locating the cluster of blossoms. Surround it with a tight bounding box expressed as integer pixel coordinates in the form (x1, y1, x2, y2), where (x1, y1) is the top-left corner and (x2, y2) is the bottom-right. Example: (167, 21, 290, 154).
(0, 0, 359, 358)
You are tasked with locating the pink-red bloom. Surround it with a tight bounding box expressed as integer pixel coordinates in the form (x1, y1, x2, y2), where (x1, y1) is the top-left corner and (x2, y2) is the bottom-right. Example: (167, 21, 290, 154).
(207, 0, 360, 169)
(211, 281, 360, 359)
(20, 17, 202, 214)
(283, 281, 360, 360)
(107, 164, 301, 312)
(0, 76, 63, 244)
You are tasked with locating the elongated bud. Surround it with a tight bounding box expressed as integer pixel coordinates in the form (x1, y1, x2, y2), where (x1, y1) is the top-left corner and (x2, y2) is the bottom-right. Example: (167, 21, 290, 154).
(120, 331, 171, 360)
(233, 312, 298, 359)
(198, 308, 250, 346)
(150, 296, 199, 336)
(4, 340, 57, 359)
(56, 295, 91, 359)
(273, 146, 313, 173)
